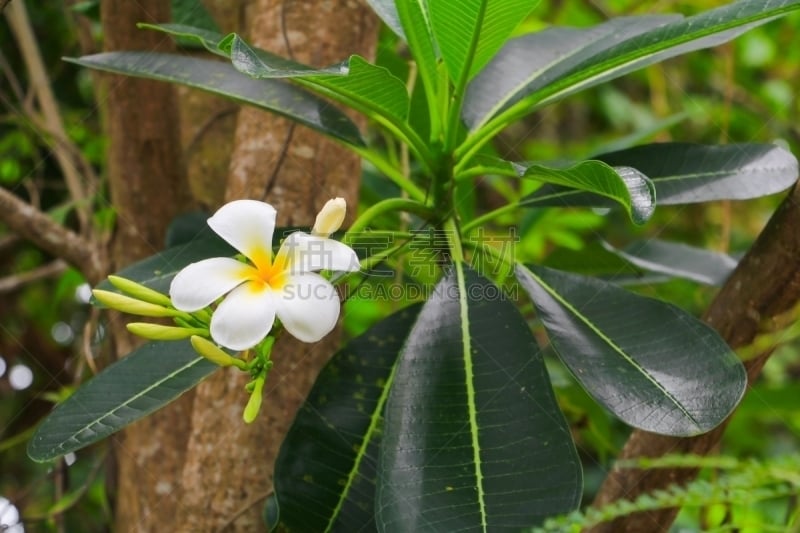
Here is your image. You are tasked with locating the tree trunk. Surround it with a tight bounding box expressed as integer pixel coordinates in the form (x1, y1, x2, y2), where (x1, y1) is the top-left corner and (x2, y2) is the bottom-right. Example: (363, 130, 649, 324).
(102, 1, 379, 531)
(174, 2, 379, 530)
(98, 2, 197, 531)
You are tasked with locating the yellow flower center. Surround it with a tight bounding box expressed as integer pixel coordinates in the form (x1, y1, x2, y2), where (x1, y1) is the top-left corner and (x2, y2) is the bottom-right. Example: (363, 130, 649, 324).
(248, 247, 289, 292)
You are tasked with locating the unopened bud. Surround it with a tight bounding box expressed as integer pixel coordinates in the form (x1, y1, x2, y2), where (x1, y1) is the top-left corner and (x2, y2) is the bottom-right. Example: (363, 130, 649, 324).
(107, 275, 172, 306)
(92, 289, 184, 318)
(243, 376, 265, 423)
(190, 335, 246, 369)
(312, 197, 346, 237)
(127, 323, 206, 341)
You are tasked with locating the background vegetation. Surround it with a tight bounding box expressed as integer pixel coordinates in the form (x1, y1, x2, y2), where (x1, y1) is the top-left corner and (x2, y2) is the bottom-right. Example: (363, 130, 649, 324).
(1, 0, 798, 530)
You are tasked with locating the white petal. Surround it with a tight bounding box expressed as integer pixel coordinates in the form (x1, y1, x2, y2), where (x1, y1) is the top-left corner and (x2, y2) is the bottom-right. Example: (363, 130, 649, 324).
(207, 200, 276, 267)
(278, 232, 360, 274)
(277, 273, 340, 342)
(210, 282, 277, 351)
(312, 197, 346, 237)
(170, 257, 254, 311)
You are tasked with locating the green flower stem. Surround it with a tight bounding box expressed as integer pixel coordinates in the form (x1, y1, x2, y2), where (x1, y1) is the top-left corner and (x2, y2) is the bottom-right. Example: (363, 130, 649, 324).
(346, 199, 434, 237)
(461, 202, 520, 234)
(454, 165, 519, 182)
(353, 147, 426, 201)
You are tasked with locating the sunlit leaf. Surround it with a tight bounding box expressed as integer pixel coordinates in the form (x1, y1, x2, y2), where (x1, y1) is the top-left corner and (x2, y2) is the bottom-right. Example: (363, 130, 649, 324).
(515, 264, 747, 436)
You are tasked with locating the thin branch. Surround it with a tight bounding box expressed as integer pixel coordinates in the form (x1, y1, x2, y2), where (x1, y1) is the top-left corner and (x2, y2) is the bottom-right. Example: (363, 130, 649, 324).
(0, 187, 104, 283)
(590, 182, 800, 532)
(4, 0, 92, 233)
(0, 259, 67, 293)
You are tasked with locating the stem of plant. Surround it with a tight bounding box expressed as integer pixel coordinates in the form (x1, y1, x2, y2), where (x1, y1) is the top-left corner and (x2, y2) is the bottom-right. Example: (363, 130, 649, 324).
(345, 198, 434, 237)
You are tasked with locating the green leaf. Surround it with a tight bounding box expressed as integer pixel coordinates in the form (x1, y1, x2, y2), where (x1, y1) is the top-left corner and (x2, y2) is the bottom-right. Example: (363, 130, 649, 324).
(515, 264, 747, 436)
(463, 16, 679, 130)
(606, 239, 738, 286)
(396, 0, 439, 108)
(65, 52, 364, 147)
(595, 142, 799, 204)
(377, 263, 582, 531)
(521, 161, 656, 224)
(28, 340, 218, 461)
(171, 0, 219, 32)
(461, 0, 800, 150)
(230, 35, 409, 124)
(270, 304, 423, 532)
(428, 0, 538, 84)
(523, 143, 798, 208)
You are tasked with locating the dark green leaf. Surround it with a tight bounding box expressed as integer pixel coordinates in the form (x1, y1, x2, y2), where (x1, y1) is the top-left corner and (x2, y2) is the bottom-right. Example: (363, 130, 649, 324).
(272, 304, 423, 532)
(521, 161, 656, 224)
(65, 52, 364, 147)
(515, 264, 747, 436)
(464, 16, 678, 130)
(607, 239, 738, 286)
(463, 0, 800, 138)
(171, 0, 219, 32)
(595, 142, 798, 204)
(377, 263, 581, 531)
(524, 143, 798, 207)
(28, 340, 218, 461)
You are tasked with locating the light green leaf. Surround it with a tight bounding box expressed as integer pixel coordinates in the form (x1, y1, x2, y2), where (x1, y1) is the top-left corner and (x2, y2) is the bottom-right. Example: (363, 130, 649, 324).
(366, 0, 406, 39)
(377, 263, 581, 531)
(28, 340, 218, 461)
(269, 304, 423, 532)
(66, 52, 364, 147)
(520, 161, 656, 224)
(230, 35, 409, 124)
(515, 264, 747, 436)
(396, 0, 439, 110)
(428, 0, 538, 85)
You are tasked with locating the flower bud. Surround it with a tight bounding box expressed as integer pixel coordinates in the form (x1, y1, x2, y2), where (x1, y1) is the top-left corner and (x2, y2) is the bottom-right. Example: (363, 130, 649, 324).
(107, 275, 172, 306)
(127, 323, 206, 341)
(243, 376, 265, 423)
(92, 289, 183, 318)
(190, 335, 245, 368)
(312, 197, 346, 237)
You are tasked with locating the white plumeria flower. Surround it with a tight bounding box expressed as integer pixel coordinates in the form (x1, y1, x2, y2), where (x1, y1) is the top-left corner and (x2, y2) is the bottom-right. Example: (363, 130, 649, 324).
(169, 199, 359, 351)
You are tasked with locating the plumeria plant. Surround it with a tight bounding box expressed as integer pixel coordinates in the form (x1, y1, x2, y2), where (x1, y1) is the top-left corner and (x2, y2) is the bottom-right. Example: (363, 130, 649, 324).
(28, 0, 800, 530)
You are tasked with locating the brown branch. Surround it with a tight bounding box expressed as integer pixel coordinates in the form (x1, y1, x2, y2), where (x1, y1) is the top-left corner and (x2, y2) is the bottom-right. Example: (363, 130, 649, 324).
(590, 181, 800, 533)
(0, 259, 67, 293)
(0, 187, 104, 283)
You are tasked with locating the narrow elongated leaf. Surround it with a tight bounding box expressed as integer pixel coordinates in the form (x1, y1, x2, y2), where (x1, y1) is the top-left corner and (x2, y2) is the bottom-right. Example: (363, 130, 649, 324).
(377, 263, 581, 531)
(270, 304, 423, 532)
(66, 52, 364, 147)
(230, 36, 409, 124)
(462, 0, 800, 142)
(595, 142, 799, 204)
(524, 143, 798, 208)
(521, 161, 656, 224)
(606, 239, 738, 286)
(464, 16, 679, 130)
(515, 264, 747, 436)
(428, 0, 538, 84)
(28, 340, 218, 461)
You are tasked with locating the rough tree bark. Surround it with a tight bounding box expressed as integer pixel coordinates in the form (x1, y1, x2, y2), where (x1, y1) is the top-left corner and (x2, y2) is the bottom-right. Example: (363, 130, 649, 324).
(99, 0, 378, 531)
(98, 2, 197, 531)
(173, 2, 379, 530)
(590, 182, 800, 532)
